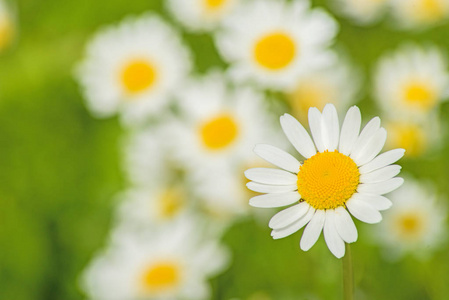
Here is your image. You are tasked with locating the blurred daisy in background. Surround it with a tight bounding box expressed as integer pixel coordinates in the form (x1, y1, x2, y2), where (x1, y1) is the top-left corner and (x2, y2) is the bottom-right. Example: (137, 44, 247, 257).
(82, 217, 230, 300)
(287, 57, 361, 123)
(390, 0, 449, 29)
(373, 44, 449, 119)
(166, 0, 239, 32)
(375, 178, 446, 259)
(215, 0, 338, 90)
(331, 0, 390, 25)
(76, 14, 191, 126)
(245, 104, 404, 258)
(0, 0, 14, 52)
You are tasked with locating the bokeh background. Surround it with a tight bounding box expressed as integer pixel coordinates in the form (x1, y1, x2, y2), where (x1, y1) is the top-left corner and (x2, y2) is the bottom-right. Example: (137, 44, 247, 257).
(1, 0, 449, 299)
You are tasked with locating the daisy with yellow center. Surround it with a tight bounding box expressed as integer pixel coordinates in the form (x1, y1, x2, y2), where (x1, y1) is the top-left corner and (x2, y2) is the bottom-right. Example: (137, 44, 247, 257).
(374, 44, 449, 118)
(391, 0, 449, 29)
(332, 0, 390, 25)
(76, 14, 191, 126)
(215, 0, 338, 90)
(166, 0, 238, 32)
(245, 104, 404, 258)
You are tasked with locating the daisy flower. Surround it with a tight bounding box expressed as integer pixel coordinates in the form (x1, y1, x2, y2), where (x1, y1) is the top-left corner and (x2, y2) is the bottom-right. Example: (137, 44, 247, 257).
(0, 0, 15, 51)
(376, 178, 446, 259)
(331, 0, 390, 25)
(166, 0, 239, 32)
(76, 14, 191, 126)
(245, 104, 405, 258)
(82, 217, 229, 300)
(390, 0, 449, 29)
(215, 0, 338, 90)
(374, 44, 449, 119)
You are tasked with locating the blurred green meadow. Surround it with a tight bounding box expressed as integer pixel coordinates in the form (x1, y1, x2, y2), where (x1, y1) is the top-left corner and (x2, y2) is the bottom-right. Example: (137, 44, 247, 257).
(1, 0, 449, 299)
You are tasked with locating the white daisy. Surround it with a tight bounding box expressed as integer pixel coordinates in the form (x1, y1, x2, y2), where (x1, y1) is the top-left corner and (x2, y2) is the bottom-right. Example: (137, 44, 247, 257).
(331, 0, 389, 25)
(245, 104, 405, 258)
(376, 178, 446, 259)
(76, 14, 191, 126)
(82, 217, 229, 300)
(0, 0, 15, 51)
(391, 0, 449, 29)
(215, 0, 338, 90)
(166, 0, 239, 32)
(374, 44, 449, 119)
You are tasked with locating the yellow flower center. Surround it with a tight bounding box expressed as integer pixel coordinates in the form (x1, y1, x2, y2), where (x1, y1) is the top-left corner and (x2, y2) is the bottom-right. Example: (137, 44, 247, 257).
(394, 212, 426, 240)
(142, 262, 180, 292)
(403, 82, 437, 110)
(0, 18, 13, 51)
(158, 188, 185, 219)
(204, 0, 226, 10)
(387, 122, 426, 157)
(121, 59, 157, 94)
(414, 0, 445, 21)
(200, 114, 239, 150)
(254, 32, 296, 70)
(297, 151, 360, 210)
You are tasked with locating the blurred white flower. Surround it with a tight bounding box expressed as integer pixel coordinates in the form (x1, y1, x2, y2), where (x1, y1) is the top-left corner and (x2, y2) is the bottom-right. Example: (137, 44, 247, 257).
(215, 0, 338, 90)
(82, 217, 229, 300)
(166, 0, 239, 32)
(245, 104, 405, 258)
(376, 178, 446, 259)
(0, 0, 15, 51)
(373, 44, 449, 119)
(391, 0, 449, 29)
(331, 0, 389, 25)
(76, 14, 191, 126)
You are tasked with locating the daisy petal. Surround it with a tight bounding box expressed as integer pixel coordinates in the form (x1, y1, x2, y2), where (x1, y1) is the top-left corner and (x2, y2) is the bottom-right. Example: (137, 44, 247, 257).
(245, 168, 297, 185)
(249, 192, 300, 208)
(346, 194, 382, 224)
(280, 114, 316, 158)
(323, 210, 345, 258)
(359, 165, 402, 184)
(308, 107, 325, 152)
(271, 207, 315, 239)
(254, 144, 301, 173)
(269, 202, 310, 229)
(355, 193, 392, 211)
(300, 210, 325, 251)
(339, 106, 361, 156)
(350, 117, 380, 159)
(246, 182, 297, 194)
(359, 149, 405, 174)
(352, 128, 387, 166)
(321, 104, 339, 151)
(357, 177, 404, 195)
(334, 206, 358, 243)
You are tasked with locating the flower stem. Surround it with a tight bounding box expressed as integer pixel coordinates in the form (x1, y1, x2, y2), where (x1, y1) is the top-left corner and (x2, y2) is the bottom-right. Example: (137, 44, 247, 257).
(342, 243, 354, 300)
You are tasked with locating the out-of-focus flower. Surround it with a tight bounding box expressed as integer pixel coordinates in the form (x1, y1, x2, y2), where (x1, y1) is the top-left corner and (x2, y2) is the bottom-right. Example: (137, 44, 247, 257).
(287, 58, 361, 123)
(331, 0, 390, 25)
(390, 0, 449, 29)
(215, 0, 338, 90)
(373, 44, 449, 119)
(375, 178, 446, 259)
(0, 0, 15, 52)
(245, 104, 405, 258)
(82, 217, 229, 300)
(166, 0, 239, 32)
(76, 14, 191, 126)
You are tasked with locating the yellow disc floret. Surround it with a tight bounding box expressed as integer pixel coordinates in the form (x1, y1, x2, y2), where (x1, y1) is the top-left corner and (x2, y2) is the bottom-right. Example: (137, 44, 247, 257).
(121, 59, 157, 94)
(254, 32, 296, 70)
(200, 114, 239, 150)
(142, 262, 180, 292)
(297, 150, 360, 210)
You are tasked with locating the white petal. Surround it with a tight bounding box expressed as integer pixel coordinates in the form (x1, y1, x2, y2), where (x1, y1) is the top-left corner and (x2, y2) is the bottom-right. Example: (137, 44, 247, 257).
(254, 144, 301, 173)
(339, 106, 361, 156)
(269, 202, 310, 229)
(357, 177, 404, 195)
(249, 192, 300, 208)
(359, 149, 405, 174)
(355, 193, 392, 211)
(271, 207, 315, 239)
(359, 165, 401, 184)
(346, 194, 382, 224)
(350, 117, 380, 158)
(308, 108, 325, 152)
(246, 182, 297, 194)
(334, 206, 358, 243)
(280, 114, 316, 158)
(300, 209, 325, 251)
(321, 104, 340, 151)
(245, 168, 297, 185)
(352, 128, 387, 166)
(323, 210, 345, 258)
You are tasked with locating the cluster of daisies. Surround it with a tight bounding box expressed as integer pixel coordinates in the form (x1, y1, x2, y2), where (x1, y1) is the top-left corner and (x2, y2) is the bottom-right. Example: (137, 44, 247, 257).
(75, 0, 448, 298)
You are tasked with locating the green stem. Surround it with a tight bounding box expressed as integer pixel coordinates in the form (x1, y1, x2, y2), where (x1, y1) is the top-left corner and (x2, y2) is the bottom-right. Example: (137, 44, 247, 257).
(342, 243, 354, 300)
